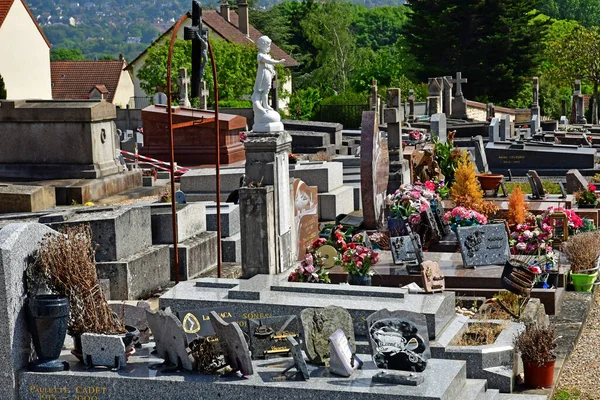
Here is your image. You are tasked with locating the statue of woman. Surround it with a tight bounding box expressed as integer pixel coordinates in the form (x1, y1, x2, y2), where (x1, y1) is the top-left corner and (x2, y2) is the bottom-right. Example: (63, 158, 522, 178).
(252, 36, 285, 115)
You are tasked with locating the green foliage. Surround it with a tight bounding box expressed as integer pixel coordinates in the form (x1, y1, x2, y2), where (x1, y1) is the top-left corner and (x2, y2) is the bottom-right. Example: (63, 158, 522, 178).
(137, 39, 191, 96)
(0, 74, 6, 100)
(405, 0, 549, 103)
(219, 100, 252, 108)
(553, 387, 585, 400)
(287, 88, 322, 120)
(51, 48, 85, 61)
(321, 90, 368, 105)
(539, 0, 600, 28)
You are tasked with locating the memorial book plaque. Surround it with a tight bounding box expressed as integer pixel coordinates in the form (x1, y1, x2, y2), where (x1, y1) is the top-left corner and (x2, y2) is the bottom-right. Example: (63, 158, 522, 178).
(456, 223, 510, 268)
(248, 315, 300, 359)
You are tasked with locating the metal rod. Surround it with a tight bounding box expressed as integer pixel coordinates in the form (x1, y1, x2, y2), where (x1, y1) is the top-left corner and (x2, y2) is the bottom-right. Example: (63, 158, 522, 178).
(166, 14, 189, 285)
(208, 39, 222, 278)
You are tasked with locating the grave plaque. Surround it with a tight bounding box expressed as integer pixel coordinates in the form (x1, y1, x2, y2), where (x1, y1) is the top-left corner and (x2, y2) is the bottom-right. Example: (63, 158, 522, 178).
(176, 307, 235, 341)
(284, 336, 310, 380)
(360, 111, 389, 229)
(248, 315, 300, 359)
(432, 204, 451, 236)
(209, 311, 253, 376)
(456, 223, 510, 268)
(300, 306, 355, 365)
(390, 235, 423, 265)
(293, 179, 319, 260)
(146, 308, 196, 371)
(329, 328, 362, 377)
(366, 309, 430, 373)
(420, 207, 441, 243)
(420, 260, 445, 293)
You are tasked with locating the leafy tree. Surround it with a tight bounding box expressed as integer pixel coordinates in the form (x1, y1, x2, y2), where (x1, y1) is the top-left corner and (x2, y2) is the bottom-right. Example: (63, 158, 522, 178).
(51, 48, 85, 61)
(539, 0, 600, 27)
(404, 0, 548, 103)
(547, 26, 600, 123)
(286, 88, 322, 120)
(0, 74, 6, 100)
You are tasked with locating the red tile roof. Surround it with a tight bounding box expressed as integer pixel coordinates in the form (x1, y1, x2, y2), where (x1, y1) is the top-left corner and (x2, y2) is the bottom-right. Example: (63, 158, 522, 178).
(51, 60, 127, 103)
(127, 9, 298, 69)
(0, 0, 50, 48)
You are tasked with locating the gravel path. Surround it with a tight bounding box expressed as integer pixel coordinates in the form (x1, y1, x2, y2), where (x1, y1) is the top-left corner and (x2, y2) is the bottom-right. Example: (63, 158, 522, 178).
(554, 289, 600, 399)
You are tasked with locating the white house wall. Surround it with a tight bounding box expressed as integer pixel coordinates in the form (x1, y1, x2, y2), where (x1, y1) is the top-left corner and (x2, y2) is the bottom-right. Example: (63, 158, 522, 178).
(114, 69, 135, 108)
(0, 0, 51, 100)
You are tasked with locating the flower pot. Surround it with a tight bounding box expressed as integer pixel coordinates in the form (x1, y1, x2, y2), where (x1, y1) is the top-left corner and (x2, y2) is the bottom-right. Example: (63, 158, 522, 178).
(72, 325, 139, 361)
(388, 216, 409, 237)
(570, 270, 598, 292)
(347, 274, 372, 286)
(476, 174, 504, 191)
(576, 203, 598, 209)
(523, 359, 555, 388)
(26, 295, 70, 372)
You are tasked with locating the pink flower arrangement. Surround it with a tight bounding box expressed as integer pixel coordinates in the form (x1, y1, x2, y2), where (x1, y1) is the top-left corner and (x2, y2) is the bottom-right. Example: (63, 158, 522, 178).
(288, 247, 331, 284)
(443, 206, 487, 230)
(408, 129, 425, 141)
(386, 183, 435, 219)
(338, 244, 379, 276)
(510, 223, 553, 255)
(541, 206, 583, 231)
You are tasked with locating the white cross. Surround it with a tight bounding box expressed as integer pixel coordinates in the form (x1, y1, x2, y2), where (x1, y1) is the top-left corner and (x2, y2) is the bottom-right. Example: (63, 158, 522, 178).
(450, 72, 467, 97)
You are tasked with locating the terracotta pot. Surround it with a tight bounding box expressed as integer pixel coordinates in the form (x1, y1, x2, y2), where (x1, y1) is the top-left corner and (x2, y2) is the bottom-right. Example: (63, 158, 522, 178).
(523, 359, 555, 388)
(476, 174, 504, 191)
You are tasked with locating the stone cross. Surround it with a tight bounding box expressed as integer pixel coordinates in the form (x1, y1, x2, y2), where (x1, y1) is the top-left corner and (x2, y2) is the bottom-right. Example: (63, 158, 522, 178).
(370, 79, 379, 111)
(442, 76, 453, 118)
(574, 80, 587, 124)
(200, 80, 209, 111)
(408, 89, 415, 122)
(178, 68, 191, 107)
(450, 72, 467, 97)
(532, 77, 539, 106)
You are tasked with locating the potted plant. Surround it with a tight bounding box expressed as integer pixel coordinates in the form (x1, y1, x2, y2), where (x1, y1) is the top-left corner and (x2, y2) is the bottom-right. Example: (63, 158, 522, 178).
(475, 173, 504, 191)
(337, 244, 379, 286)
(515, 324, 557, 388)
(288, 239, 331, 284)
(574, 183, 599, 208)
(433, 130, 460, 185)
(561, 232, 600, 292)
(30, 224, 136, 361)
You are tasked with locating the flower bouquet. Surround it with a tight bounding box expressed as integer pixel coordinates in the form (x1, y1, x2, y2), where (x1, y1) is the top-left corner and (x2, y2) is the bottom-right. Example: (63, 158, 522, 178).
(443, 206, 487, 232)
(541, 206, 583, 237)
(338, 243, 379, 285)
(509, 222, 557, 288)
(288, 252, 330, 284)
(425, 178, 449, 201)
(574, 183, 599, 207)
(408, 129, 426, 142)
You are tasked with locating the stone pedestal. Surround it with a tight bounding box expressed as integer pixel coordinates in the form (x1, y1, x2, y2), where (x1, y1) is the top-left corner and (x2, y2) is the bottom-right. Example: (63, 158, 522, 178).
(427, 96, 442, 116)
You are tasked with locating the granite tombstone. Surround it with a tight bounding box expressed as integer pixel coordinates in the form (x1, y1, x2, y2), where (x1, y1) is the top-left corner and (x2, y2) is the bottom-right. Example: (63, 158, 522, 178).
(300, 306, 355, 365)
(456, 223, 510, 268)
(209, 311, 253, 376)
(293, 179, 319, 260)
(284, 335, 310, 380)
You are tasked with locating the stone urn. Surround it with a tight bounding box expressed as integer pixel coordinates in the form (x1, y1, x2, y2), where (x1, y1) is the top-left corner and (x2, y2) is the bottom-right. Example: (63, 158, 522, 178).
(27, 295, 70, 372)
(476, 174, 504, 191)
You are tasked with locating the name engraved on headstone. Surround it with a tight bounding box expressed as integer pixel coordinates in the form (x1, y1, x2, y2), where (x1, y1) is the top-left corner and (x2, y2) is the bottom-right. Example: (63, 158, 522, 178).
(456, 224, 510, 268)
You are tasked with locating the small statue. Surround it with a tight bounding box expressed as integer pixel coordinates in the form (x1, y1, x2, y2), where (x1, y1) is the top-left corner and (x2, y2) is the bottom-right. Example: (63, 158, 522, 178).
(196, 28, 209, 83)
(251, 36, 285, 133)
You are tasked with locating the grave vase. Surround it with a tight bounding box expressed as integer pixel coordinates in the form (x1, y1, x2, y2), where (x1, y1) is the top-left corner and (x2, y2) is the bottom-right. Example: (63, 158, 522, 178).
(26, 295, 70, 372)
(523, 358, 555, 388)
(347, 274, 372, 286)
(570, 270, 598, 292)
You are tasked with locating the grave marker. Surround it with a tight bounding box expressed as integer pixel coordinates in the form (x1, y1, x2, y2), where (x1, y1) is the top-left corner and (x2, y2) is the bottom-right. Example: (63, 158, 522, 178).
(499, 114, 511, 141)
(248, 315, 300, 359)
(527, 170, 546, 199)
(473, 136, 489, 173)
(146, 308, 196, 370)
(430, 113, 447, 143)
(566, 169, 587, 194)
(300, 306, 355, 365)
(456, 223, 510, 268)
(328, 328, 362, 377)
(488, 117, 500, 143)
(408, 89, 415, 122)
(284, 336, 310, 380)
(360, 111, 389, 229)
(176, 306, 236, 341)
(209, 310, 253, 375)
(420, 260, 445, 293)
(427, 78, 443, 115)
(531, 77, 541, 130)
(178, 68, 191, 107)
(442, 76, 453, 117)
(450, 72, 468, 119)
(153, 92, 167, 106)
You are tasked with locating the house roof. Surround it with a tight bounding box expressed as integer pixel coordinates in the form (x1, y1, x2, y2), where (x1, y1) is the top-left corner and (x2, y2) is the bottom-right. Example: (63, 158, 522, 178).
(0, 0, 51, 48)
(51, 60, 127, 103)
(127, 9, 298, 69)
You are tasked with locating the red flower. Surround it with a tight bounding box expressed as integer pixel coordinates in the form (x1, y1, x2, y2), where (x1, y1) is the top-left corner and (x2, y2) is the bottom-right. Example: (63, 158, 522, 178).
(588, 183, 596, 192)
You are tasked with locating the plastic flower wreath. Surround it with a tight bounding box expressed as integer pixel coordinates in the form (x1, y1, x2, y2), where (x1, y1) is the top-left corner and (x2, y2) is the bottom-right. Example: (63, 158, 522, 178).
(288, 237, 332, 284)
(386, 183, 434, 219)
(541, 206, 583, 233)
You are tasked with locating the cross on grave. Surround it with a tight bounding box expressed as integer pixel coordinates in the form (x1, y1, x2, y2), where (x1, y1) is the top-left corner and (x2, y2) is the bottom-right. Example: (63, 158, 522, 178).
(450, 72, 467, 97)
(178, 68, 191, 107)
(199, 80, 209, 111)
(370, 79, 379, 111)
(184, 0, 209, 100)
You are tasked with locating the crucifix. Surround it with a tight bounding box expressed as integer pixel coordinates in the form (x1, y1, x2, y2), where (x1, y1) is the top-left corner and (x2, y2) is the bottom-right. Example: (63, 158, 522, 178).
(450, 72, 467, 98)
(178, 68, 191, 107)
(184, 0, 209, 100)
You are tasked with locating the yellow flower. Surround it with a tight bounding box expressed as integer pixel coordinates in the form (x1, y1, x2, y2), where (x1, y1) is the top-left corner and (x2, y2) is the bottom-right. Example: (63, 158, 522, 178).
(84, 202, 94, 207)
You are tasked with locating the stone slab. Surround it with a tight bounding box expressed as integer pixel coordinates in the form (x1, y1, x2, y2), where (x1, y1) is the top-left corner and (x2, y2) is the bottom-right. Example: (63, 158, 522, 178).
(18, 352, 468, 400)
(146, 308, 195, 370)
(81, 333, 126, 369)
(179, 167, 245, 199)
(150, 203, 206, 244)
(0, 185, 55, 214)
(52, 170, 142, 205)
(205, 202, 240, 238)
(222, 232, 241, 263)
(108, 301, 151, 344)
(96, 245, 171, 300)
(289, 162, 344, 193)
(170, 232, 218, 281)
(160, 274, 455, 341)
(318, 186, 354, 221)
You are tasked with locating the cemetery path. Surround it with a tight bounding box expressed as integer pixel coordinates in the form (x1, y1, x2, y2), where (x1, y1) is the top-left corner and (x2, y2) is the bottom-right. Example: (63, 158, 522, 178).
(553, 288, 600, 399)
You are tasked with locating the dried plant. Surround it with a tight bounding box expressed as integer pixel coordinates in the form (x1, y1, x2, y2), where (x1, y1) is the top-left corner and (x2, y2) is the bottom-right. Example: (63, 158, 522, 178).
(508, 186, 528, 225)
(515, 324, 556, 366)
(29, 224, 125, 336)
(310, 151, 332, 162)
(452, 322, 506, 346)
(561, 232, 600, 273)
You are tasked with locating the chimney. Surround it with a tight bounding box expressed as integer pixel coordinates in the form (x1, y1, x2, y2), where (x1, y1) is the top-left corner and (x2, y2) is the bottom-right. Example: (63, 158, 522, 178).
(237, 2, 249, 37)
(220, 2, 230, 22)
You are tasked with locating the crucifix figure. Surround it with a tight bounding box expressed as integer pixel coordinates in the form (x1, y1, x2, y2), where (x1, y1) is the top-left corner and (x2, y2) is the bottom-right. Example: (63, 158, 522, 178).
(184, 0, 209, 100)
(450, 72, 467, 98)
(178, 68, 191, 107)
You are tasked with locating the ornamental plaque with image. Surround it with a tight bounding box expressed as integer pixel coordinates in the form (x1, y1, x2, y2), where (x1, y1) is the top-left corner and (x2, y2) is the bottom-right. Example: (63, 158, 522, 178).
(248, 315, 300, 359)
(176, 306, 236, 341)
(456, 223, 510, 268)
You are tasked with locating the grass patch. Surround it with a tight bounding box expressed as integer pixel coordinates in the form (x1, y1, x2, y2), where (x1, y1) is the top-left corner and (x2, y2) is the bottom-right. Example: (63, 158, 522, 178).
(554, 387, 590, 400)
(451, 322, 505, 346)
(504, 181, 562, 195)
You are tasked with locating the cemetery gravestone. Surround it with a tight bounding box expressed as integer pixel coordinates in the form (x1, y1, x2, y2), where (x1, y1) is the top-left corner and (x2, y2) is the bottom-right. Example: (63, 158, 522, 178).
(366, 309, 430, 373)
(248, 315, 300, 359)
(450, 72, 468, 119)
(499, 115, 511, 141)
(456, 223, 510, 268)
(146, 308, 196, 370)
(178, 68, 191, 108)
(432, 204, 451, 236)
(420, 207, 442, 244)
(81, 333, 126, 370)
(176, 306, 236, 342)
(390, 235, 423, 265)
(488, 117, 500, 142)
(285, 336, 310, 380)
(566, 169, 588, 194)
(430, 113, 447, 143)
(427, 78, 443, 115)
(329, 328, 362, 377)
(153, 92, 167, 106)
(360, 111, 389, 229)
(293, 179, 319, 260)
(531, 77, 541, 129)
(420, 260, 445, 293)
(209, 311, 253, 376)
(442, 76, 453, 117)
(528, 170, 546, 199)
(300, 306, 355, 365)
(474, 136, 489, 173)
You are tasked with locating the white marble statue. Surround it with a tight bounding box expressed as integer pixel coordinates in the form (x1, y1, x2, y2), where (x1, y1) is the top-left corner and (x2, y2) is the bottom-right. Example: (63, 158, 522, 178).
(252, 36, 285, 133)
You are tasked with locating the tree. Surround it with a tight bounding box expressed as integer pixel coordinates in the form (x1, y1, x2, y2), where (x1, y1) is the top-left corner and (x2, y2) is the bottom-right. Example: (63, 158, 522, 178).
(0, 74, 6, 100)
(301, 0, 358, 93)
(547, 25, 600, 123)
(404, 0, 548, 103)
(51, 48, 86, 61)
(539, 0, 600, 28)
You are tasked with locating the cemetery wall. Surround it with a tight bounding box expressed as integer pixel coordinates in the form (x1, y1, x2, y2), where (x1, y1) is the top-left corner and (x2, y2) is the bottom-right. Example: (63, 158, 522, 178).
(466, 100, 529, 123)
(116, 109, 143, 132)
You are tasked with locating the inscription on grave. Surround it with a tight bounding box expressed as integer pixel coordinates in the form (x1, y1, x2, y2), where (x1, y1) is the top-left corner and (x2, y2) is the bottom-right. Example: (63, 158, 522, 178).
(176, 307, 236, 340)
(456, 224, 510, 267)
(249, 315, 300, 359)
(390, 236, 423, 264)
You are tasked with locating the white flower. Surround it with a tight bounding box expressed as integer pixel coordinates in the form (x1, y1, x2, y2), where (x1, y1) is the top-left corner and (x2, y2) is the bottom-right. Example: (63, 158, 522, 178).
(516, 242, 527, 251)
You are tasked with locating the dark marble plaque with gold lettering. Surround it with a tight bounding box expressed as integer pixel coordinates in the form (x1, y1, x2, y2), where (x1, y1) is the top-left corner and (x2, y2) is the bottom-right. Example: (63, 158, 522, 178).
(248, 315, 300, 359)
(456, 223, 510, 268)
(176, 307, 235, 341)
